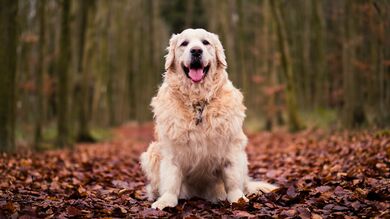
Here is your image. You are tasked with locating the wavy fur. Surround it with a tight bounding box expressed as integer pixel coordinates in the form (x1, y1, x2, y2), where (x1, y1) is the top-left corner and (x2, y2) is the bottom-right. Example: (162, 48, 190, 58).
(140, 29, 277, 210)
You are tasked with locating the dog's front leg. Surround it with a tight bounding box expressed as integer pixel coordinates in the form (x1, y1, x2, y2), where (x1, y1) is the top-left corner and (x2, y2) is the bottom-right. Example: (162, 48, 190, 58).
(151, 155, 182, 210)
(222, 153, 249, 203)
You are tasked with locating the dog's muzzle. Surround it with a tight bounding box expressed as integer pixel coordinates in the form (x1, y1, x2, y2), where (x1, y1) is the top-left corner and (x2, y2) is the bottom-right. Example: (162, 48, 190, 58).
(182, 51, 210, 83)
(190, 48, 203, 58)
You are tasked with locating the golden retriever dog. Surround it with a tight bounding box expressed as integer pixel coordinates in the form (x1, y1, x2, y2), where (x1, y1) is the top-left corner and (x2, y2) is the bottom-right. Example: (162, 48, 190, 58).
(140, 28, 278, 210)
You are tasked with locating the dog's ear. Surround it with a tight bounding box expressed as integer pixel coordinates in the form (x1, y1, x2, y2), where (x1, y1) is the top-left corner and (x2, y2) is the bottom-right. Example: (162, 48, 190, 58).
(212, 33, 227, 68)
(165, 34, 178, 71)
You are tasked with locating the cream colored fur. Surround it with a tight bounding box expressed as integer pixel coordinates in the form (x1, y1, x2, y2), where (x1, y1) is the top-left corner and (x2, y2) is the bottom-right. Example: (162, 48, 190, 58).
(140, 29, 278, 210)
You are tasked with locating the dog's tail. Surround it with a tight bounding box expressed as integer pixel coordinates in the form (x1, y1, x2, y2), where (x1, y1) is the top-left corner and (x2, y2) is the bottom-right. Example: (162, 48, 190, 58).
(245, 180, 279, 194)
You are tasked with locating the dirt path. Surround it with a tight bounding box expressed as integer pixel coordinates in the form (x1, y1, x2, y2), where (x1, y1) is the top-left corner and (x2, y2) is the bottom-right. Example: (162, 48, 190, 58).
(1, 124, 389, 218)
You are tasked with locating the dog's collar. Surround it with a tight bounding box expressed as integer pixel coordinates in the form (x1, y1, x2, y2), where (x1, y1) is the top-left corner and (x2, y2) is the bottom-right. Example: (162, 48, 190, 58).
(193, 100, 207, 125)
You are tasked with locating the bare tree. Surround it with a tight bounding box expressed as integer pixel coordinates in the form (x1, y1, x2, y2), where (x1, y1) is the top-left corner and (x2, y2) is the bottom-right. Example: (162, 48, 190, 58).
(0, 0, 18, 152)
(34, 0, 46, 150)
(76, 0, 95, 142)
(57, 0, 71, 148)
(270, 0, 304, 132)
(342, 1, 366, 128)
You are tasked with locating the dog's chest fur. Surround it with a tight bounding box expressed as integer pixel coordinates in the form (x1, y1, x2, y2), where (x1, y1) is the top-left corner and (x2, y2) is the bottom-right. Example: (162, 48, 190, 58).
(152, 82, 246, 175)
(171, 103, 236, 175)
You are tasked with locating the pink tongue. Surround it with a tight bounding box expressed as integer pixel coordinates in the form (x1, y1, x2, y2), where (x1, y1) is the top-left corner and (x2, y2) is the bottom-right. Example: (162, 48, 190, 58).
(189, 69, 204, 82)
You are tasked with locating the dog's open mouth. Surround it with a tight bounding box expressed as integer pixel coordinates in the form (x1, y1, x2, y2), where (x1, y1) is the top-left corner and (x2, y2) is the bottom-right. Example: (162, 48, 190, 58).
(182, 63, 210, 83)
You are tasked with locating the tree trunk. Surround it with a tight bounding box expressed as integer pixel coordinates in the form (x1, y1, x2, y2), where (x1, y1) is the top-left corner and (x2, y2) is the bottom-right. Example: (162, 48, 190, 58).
(76, 0, 95, 142)
(302, 0, 311, 108)
(228, 0, 240, 86)
(342, 1, 366, 128)
(270, 0, 304, 132)
(236, 0, 246, 90)
(124, 2, 135, 121)
(34, 0, 46, 150)
(57, 0, 71, 148)
(0, 0, 18, 153)
(106, 2, 117, 126)
(263, 0, 273, 130)
(313, 0, 327, 107)
(368, 1, 388, 127)
(131, 0, 142, 122)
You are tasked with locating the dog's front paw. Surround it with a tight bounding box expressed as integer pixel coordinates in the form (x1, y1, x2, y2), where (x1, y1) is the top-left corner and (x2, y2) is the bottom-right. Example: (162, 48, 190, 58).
(246, 181, 279, 194)
(151, 193, 178, 210)
(227, 189, 248, 203)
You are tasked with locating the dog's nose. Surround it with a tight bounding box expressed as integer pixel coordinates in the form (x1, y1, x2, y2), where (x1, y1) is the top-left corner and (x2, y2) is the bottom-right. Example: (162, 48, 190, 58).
(190, 47, 203, 57)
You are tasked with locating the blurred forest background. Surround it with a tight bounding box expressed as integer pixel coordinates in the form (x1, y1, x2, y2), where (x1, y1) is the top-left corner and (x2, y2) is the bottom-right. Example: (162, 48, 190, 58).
(1, 0, 389, 151)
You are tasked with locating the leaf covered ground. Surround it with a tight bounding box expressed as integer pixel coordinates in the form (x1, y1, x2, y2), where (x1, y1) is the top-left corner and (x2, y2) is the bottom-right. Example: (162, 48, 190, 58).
(1, 124, 389, 218)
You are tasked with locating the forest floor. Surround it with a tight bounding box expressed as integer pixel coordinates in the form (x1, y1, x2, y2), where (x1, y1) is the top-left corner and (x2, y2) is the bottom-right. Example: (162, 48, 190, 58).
(1, 123, 389, 218)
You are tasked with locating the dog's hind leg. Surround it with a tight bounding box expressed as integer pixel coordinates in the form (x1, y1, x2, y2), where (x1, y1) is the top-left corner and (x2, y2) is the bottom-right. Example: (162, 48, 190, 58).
(207, 180, 227, 203)
(222, 151, 249, 203)
(140, 142, 161, 201)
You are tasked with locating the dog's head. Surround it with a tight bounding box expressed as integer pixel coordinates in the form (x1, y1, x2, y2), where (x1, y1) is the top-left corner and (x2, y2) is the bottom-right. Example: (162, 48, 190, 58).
(165, 29, 227, 84)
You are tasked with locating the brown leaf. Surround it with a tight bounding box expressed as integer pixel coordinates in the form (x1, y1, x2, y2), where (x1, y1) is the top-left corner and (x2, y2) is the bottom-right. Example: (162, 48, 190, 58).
(141, 208, 168, 217)
(1, 202, 16, 214)
(281, 209, 296, 217)
(287, 185, 297, 198)
(183, 213, 203, 219)
(252, 202, 263, 209)
(66, 206, 82, 217)
(315, 186, 332, 193)
(297, 207, 311, 219)
(112, 206, 127, 217)
(312, 213, 323, 219)
(232, 210, 255, 218)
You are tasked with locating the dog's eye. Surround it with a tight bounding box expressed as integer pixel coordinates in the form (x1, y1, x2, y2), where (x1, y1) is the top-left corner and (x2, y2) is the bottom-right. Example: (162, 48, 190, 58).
(180, 40, 189, 47)
(202, 40, 210, 45)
